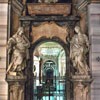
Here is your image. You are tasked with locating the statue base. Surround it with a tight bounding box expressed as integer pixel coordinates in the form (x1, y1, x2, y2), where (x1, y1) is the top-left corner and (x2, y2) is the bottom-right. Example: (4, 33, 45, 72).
(71, 75, 93, 100)
(6, 75, 27, 100)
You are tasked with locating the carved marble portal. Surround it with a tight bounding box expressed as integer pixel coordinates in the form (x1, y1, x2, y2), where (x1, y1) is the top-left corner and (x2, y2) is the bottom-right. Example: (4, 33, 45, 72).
(6, 0, 92, 100)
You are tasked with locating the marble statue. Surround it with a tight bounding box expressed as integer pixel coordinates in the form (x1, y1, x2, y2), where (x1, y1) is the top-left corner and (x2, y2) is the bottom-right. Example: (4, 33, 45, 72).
(70, 26, 90, 75)
(6, 27, 30, 76)
(38, 0, 58, 3)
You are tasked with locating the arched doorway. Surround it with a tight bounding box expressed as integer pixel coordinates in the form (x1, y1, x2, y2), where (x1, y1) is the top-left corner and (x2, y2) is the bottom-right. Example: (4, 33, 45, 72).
(30, 38, 70, 100)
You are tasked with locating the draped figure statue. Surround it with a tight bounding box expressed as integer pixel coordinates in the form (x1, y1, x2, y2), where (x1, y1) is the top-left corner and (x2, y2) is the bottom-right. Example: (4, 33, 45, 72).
(70, 26, 90, 75)
(7, 27, 30, 76)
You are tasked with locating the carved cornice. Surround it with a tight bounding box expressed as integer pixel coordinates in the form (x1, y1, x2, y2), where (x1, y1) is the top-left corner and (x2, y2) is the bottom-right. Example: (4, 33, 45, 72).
(12, 0, 23, 16)
(20, 16, 80, 32)
(20, 15, 80, 22)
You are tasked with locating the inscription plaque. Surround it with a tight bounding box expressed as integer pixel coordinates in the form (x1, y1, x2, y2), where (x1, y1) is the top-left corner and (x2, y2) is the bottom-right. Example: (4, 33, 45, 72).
(27, 3, 71, 16)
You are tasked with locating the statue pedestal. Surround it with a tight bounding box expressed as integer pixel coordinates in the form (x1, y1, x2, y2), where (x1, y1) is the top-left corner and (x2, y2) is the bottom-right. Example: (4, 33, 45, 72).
(71, 75, 93, 100)
(6, 75, 27, 100)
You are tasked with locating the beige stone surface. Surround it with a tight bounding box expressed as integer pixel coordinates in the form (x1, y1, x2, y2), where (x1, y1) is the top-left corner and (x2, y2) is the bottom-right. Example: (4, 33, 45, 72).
(89, 3, 100, 100)
(0, 3, 8, 100)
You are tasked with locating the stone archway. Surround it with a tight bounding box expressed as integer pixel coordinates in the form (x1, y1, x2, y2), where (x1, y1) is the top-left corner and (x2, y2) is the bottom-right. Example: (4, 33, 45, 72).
(31, 37, 70, 100)
(29, 36, 71, 100)
(23, 21, 72, 100)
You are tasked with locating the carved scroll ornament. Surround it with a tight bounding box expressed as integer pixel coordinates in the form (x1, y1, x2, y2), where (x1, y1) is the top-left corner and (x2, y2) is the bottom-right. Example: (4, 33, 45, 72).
(31, 22, 69, 43)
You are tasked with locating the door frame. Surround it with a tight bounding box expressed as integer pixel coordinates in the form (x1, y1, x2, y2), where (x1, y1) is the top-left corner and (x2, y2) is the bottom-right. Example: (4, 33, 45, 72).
(28, 36, 71, 100)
